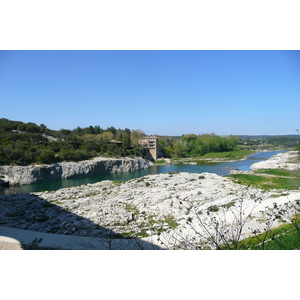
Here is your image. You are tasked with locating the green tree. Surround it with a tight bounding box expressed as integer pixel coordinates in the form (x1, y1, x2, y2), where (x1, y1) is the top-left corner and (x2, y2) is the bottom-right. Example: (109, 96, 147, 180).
(94, 125, 101, 134)
(130, 129, 146, 145)
(59, 129, 72, 138)
(106, 126, 117, 138)
(37, 149, 56, 164)
(120, 128, 131, 156)
(39, 124, 47, 133)
(297, 129, 300, 156)
(173, 140, 187, 157)
(25, 122, 40, 133)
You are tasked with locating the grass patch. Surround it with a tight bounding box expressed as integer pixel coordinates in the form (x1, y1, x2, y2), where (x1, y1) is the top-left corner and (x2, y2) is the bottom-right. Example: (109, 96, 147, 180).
(254, 169, 300, 177)
(164, 215, 179, 229)
(221, 201, 236, 209)
(234, 219, 300, 250)
(226, 171, 300, 190)
(124, 203, 140, 220)
(135, 229, 150, 238)
(270, 192, 290, 198)
(227, 174, 273, 189)
(85, 192, 99, 197)
(113, 180, 124, 185)
(55, 201, 64, 204)
(269, 177, 300, 190)
(121, 231, 136, 237)
(200, 150, 254, 160)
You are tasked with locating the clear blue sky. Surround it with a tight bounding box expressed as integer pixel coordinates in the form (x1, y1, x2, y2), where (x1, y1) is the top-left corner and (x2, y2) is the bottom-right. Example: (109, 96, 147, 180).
(1, 50, 299, 136)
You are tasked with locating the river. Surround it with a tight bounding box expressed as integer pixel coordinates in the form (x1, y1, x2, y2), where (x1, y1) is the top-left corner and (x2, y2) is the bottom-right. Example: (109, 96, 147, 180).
(1, 150, 283, 194)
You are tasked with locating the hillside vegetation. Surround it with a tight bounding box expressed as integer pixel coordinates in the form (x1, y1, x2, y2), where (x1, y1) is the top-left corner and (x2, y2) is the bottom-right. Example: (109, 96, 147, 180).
(0, 118, 146, 165)
(0, 119, 244, 166)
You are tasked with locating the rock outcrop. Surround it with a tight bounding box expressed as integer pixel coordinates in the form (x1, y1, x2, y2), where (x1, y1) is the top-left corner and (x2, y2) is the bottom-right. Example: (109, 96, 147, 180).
(1, 172, 299, 249)
(0, 157, 153, 185)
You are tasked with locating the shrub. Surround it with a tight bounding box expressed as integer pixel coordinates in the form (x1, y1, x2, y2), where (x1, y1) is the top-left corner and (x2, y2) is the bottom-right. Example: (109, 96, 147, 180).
(221, 201, 236, 209)
(207, 205, 219, 212)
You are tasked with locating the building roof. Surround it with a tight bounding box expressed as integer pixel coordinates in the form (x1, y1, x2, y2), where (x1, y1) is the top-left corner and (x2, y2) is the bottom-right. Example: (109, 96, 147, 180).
(140, 136, 158, 139)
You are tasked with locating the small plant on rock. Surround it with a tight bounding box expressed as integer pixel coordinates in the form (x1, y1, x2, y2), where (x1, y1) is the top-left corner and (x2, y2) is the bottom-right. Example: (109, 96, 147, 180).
(207, 205, 219, 212)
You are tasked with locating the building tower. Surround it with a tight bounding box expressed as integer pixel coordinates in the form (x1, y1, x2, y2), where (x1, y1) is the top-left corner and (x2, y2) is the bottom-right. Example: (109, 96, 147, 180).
(138, 136, 159, 160)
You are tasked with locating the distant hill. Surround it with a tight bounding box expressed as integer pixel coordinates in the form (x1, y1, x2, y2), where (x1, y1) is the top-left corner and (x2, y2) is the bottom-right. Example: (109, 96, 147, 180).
(236, 135, 299, 150)
(237, 135, 299, 140)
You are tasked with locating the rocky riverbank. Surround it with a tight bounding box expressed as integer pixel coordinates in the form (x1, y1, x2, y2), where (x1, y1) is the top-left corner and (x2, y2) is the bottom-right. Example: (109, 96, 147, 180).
(229, 150, 300, 175)
(1, 150, 299, 249)
(0, 157, 153, 186)
(250, 151, 299, 171)
(1, 170, 299, 249)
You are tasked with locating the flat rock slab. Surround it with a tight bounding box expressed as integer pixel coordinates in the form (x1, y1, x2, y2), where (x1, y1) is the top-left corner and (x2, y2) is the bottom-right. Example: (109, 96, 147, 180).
(0, 226, 158, 250)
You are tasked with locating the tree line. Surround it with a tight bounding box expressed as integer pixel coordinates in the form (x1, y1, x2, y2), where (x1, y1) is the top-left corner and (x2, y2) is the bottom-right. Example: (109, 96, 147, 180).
(0, 118, 146, 166)
(1, 118, 298, 166)
(158, 133, 240, 158)
(238, 135, 299, 150)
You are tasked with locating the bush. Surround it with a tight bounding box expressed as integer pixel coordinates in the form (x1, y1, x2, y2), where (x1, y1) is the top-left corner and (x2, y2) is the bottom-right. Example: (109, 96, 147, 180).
(207, 205, 219, 212)
(58, 149, 89, 162)
(37, 149, 57, 164)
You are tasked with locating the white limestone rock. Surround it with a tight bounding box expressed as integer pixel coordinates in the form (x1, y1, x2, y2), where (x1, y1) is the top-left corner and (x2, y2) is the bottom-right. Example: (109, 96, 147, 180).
(0, 157, 153, 185)
(251, 151, 299, 171)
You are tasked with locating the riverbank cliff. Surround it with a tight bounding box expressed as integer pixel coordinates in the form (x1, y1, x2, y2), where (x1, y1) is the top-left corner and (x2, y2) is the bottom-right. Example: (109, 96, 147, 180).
(0, 157, 153, 186)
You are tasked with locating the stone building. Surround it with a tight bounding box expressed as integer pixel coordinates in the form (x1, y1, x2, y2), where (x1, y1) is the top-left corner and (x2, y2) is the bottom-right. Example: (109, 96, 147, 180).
(138, 136, 159, 160)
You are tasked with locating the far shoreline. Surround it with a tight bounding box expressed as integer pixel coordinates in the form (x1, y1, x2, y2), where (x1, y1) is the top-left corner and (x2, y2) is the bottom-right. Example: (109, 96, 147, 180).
(155, 149, 289, 165)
